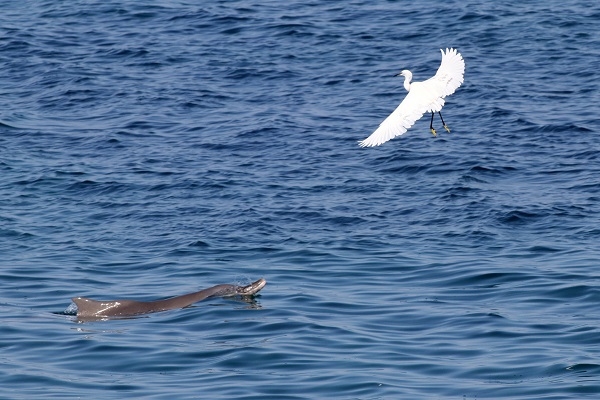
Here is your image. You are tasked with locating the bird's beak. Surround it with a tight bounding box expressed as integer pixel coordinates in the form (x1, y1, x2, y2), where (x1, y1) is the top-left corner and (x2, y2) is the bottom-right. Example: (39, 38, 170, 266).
(394, 71, 404, 77)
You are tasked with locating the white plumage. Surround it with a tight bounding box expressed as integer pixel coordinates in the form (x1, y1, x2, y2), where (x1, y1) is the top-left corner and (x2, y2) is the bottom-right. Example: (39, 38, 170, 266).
(359, 48, 465, 147)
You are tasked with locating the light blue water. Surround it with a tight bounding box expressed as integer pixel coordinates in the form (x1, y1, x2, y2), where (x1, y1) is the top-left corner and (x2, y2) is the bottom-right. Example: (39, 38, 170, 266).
(1, 1, 600, 398)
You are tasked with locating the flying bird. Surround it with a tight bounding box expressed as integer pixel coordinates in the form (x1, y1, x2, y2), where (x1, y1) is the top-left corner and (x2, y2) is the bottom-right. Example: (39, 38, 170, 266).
(359, 48, 465, 147)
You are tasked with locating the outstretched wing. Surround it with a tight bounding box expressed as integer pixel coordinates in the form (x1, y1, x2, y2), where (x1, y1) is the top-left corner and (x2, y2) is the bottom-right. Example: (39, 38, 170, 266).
(419, 48, 465, 114)
(358, 90, 427, 147)
(430, 48, 465, 98)
(359, 48, 464, 147)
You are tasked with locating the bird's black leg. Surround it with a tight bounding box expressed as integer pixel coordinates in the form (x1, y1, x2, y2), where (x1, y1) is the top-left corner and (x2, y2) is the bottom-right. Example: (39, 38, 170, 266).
(429, 112, 437, 136)
(438, 112, 450, 133)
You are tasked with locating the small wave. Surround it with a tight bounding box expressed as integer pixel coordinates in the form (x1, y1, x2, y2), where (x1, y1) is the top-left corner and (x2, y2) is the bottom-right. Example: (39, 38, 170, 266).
(0, 120, 19, 129)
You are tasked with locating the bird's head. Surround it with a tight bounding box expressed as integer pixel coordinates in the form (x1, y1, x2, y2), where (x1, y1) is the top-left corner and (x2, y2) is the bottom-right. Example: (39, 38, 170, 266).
(395, 70, 413, 92)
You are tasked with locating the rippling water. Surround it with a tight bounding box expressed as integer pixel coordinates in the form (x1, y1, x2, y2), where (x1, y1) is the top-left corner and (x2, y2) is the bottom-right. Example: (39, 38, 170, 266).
(2, 1, 600, 398)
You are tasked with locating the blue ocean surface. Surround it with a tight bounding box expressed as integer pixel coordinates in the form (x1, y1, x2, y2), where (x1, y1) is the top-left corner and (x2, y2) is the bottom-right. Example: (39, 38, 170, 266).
(2, 0, 600, 398)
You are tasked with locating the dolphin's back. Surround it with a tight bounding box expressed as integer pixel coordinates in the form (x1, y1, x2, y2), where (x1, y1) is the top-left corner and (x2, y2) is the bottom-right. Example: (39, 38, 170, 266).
(72, 278, 266, 319)
(71, 285, 238, 318)
(72, 297, 141, 318)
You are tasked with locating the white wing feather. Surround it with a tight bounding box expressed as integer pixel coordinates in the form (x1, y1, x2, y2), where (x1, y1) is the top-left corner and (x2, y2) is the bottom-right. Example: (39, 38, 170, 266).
(359, 48, 465, 147)
(431, 47, 465, 97)
(358, 90, 427, 147)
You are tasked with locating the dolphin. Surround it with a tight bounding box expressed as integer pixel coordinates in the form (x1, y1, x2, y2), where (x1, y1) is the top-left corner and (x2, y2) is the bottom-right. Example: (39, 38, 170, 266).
(72, 278, 266, 320)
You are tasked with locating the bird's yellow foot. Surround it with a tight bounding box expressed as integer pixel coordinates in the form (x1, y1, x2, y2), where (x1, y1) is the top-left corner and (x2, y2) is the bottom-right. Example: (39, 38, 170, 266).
(443, 124, 450, 133)
(430, 128, 437, 137)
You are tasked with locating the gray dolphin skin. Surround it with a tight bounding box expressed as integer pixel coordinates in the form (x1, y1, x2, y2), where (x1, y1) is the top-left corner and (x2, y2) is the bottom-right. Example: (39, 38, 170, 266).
(72, 278, 266, 320)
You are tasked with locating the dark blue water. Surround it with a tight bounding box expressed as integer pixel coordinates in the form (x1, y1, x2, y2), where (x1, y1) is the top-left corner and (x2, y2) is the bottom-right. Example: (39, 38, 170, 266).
(2, 1, 600, 398)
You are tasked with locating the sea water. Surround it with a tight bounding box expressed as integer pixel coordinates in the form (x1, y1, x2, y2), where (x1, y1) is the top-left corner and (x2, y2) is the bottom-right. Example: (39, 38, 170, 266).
(1, 1, 600, 398)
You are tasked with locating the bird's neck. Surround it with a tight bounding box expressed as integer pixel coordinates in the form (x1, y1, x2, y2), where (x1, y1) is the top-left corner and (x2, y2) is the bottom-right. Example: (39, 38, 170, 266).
(403, 76, 411, 92)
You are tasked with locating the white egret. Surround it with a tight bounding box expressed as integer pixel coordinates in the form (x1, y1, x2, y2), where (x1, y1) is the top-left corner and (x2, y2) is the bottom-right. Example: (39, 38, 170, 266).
(359, 48, 465, 147)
